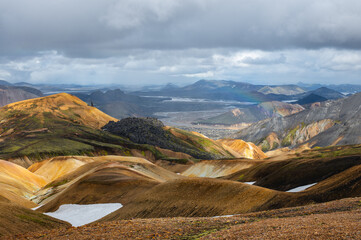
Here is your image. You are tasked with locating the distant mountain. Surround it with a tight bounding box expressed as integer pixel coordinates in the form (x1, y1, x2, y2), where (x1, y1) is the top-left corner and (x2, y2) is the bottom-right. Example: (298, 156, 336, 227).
(133, 80, 290, 102)
(195, 101, 304, 125)
(0, 85, 43, 107)
(258, 85, 305, 95)
(0, 80, 12, 86)
(13, 82, 35, 87)
(296, 93, 328, 105)
(310, 87, 344, 100)
(75, 89, 152, 119)
(297, 82, 361, 93)
(232, 92, 361, 151)
(295, 87, 344, 105)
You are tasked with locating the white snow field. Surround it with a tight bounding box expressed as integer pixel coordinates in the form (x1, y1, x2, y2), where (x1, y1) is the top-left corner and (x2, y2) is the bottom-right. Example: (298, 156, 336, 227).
(286, 183, 317, 192)
(244, 181, 256, 185)
(44, 203, 123, 227)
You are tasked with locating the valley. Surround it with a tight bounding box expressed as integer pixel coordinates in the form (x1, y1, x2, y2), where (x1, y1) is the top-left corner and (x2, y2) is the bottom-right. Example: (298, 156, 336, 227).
(0, 84, 360, 239)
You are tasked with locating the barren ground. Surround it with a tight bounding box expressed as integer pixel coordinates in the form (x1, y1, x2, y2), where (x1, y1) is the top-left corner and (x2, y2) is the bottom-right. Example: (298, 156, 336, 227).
(5, 197, 361, 239)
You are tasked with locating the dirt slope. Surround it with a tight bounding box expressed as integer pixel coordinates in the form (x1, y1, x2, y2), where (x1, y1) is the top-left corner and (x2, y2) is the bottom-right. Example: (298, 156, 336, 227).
(5, 197, 361, 239)
(100, 178, 286, 221)
(0, 203, 70, 237)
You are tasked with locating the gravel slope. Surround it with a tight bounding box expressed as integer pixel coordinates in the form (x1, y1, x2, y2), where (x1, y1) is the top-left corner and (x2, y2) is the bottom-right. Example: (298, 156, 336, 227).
(6, 197, 361, 239)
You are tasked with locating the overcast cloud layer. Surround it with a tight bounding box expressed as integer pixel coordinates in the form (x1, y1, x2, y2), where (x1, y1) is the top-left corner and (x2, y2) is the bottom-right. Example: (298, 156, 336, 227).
(0, 0, 361, 85)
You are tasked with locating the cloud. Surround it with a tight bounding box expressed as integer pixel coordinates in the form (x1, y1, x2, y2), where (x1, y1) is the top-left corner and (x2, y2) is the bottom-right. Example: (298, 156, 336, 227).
(1, 0, 361, 59)
(0, 1, 360, 85)
(1, 48, 360, 85)
(183, 71, 215, 78)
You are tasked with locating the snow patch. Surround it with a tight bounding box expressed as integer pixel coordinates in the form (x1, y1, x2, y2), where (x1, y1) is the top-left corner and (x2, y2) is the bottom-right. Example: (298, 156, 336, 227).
(212, 214, 234, 218)
(44, 203, 123, 227)
(31, 205, 43, 210)
(244, 181, 256, 185)
(286, 183, 317, 192)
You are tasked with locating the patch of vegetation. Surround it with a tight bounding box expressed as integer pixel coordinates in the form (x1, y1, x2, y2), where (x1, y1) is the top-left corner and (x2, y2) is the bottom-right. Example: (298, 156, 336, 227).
(16, 214, 47, 226)
(260, 140, 270, 152)
(189, 228, 219, 239)
(272, 142, 279, 150)
(45, 179, 70, 189)
(161, 158, 189, 165)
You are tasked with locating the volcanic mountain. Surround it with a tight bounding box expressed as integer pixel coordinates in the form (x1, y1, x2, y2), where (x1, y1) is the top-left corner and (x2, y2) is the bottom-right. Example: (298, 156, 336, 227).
(232, 92, 361, 151)
(195, 101, 304, 125)
(257, 85, 305, 96)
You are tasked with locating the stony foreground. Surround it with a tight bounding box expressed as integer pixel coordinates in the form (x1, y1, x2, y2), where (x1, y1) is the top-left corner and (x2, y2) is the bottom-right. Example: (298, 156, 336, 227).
(5, 197, 361, 240)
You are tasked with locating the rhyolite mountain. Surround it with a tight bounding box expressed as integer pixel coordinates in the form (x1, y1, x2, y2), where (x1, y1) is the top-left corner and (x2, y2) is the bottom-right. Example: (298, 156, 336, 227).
(257, 85, 305, 95)
(195, 101, 304, 125)
(232, 92, 361, 151)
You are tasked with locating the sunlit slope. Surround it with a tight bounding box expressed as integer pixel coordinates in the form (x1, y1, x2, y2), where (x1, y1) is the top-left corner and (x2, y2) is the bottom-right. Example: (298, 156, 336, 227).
(217, 139, 267, 159)
(31, 156, 180, 212)
(3, 92, 116, 129)
(0, 160, 46, 201)
(182, 159, 266, 178)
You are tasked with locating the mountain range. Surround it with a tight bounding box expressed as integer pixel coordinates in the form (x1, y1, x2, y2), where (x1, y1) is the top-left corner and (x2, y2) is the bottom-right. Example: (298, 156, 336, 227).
(195, 101, 305, 125)
(232, 92, 361, 151)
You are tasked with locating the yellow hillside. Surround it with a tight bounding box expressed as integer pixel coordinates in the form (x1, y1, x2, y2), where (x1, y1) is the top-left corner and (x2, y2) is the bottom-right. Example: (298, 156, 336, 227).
(0, 160, 46, 200)
(217, 139, 267, 159)
(2, 92, 117, 129)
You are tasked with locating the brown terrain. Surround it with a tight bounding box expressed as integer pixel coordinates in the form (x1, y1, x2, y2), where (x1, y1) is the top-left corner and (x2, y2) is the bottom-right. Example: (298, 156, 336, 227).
(4, 197, 361, 239)
(0, 145, 360, 238)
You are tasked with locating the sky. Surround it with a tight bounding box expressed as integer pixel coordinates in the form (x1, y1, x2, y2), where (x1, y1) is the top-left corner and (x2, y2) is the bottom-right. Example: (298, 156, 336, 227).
(0, 0, 361, 86)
